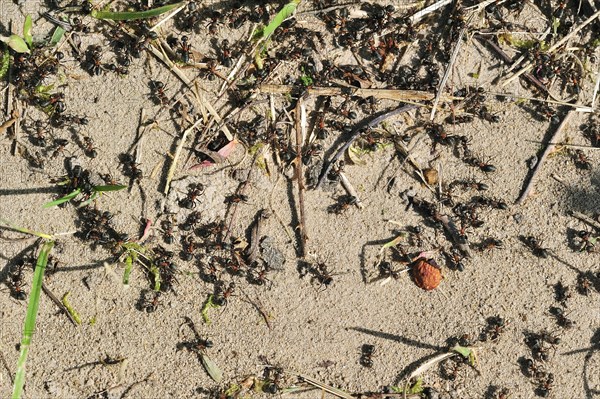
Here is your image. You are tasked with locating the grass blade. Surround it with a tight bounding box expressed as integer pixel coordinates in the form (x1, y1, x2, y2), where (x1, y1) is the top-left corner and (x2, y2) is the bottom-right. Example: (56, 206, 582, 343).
(0, 47, 9, 79)
(0, 218, 54, 239)
(255, 0, 300, 40)
(49, 26, 65, 46)
(43, 188, 81, 208)
(23, 15, 33, 49)
(12, 241, 55, 399)
(93, 184, 127, 192)
(200, 352, 223, 383)
(0, 35, 30, 54)
(91, 2, 184, 21)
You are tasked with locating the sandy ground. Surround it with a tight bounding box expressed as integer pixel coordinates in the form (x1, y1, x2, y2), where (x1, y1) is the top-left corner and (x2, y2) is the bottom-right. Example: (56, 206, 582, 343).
(1, 1, 599, 398)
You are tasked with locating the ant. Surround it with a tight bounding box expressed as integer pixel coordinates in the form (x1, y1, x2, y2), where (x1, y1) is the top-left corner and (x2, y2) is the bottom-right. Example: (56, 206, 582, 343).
(464, 155, 496, 173)
(573, 149, 592, 170)
(311, 262, 334, 288)
(181, 235, 197, 261)
(161, 218, 176, 244)
(248, 267, 271, 287)
(105, 63, 128, 76)
(359, 344, 375, 367)
(480, 315, 507, 342)
(9, 259, 28, 300)
(180, 183, 204, 209)
(327, 195, 357, 214)
(149, 80, 169, 105)
(175, 36, 192, 63)
(224, 193, 249, 204)
(144, 291, 161, 313)
(120, 153, 142, 181)
(535, 372, 554, 398)
(82, 136, 97, 158)
(38, 92, 66, 114)
(448, 179, 489, 192)
(575, 230, 597, 253)
(475, 237, 504, 251)
(84, 45, 104, 76)
(302, 143, 322, 165)
(471, 196, 508, 210)
(376, 260, 403, 280)
(219, 39, 233, 67)
(442, 247, 465, 271)
(553, 281, 571, 305)
(549, 306, 574, 329)
(576, 272, 594, 295)
(51, 139, 69, 158)
(519, 236, 549, 258)
(213, 281, 235, 306)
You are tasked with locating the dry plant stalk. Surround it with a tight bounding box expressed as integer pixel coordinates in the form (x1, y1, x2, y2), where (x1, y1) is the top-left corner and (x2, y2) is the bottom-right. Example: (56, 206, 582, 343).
(295, 96, 308, 257)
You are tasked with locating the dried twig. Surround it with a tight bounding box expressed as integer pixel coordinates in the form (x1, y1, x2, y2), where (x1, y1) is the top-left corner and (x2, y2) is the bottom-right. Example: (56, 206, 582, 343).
(295, 95, 308, 257)
(409, 0, 453, 25)
(163, 117, 203, 195)
(515, 110, 574, 205)
(569, 211, 600, 231)
(338, 172, 364, 209)
(316, 104, 418, 189)
(41, 283, 78, 326)
(430, 14, 471, 120)
(296, 374, 353, 399)
(257, 84, 458, 103)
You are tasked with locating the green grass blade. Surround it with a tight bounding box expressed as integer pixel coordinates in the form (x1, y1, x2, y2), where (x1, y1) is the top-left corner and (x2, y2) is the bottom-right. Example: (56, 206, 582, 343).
(255, 0, 300, 40)
(93, 184, 127, 192)
(12, 241, 55, 399)
(123, 254, 133, 285)
(0, 35, 30, 54)
(23, 15, 33, 49)
(0, 218, 54, 239)
(61, 292, 82, 325)
(0, 47, 9, 79)
(43, 188, 81, 208)
(91, 2, 184, 21)
(200, 352, 223, 383)
(49, 26, 65, 46)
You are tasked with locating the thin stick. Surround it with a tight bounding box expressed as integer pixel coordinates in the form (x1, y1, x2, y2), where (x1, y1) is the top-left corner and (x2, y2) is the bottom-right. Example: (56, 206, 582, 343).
(149, 1, 187, 32)
(515, 110, 574, 205)
(258, 84, 458, 103)
(296, 374, 353, 399)
(295, 96, 308, 257)
(409, 0, 452, 25)
(316, 104, 418, 189)
(338, 172, 364, 209)
(474, 35, 549, 96)
(430, 18, 469, 120)
(163, 117, 203, 195)
(569, 211, 600, 230)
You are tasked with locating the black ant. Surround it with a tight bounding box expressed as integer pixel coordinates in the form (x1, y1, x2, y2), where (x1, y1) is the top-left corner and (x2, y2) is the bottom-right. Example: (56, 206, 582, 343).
(84, 45, 104, 76)
(519, 235, 549, 258)
(376, 260, 403, 280)
(120, 153, 142, 181)
(105, 63, 129, 76)
(181, 235, 197, 261)
(213, 281, 235, 306)
(219, 39, 233, 67)
(38, 92, 65, 114)
(448, 179, 489, 192)
(82, 136, 97, 158)
(302, 143, 322, 165)
(576, 272, 594, 295)
(9, 259, 28, 300)
(475, 237, 504, 251)
(144, 291, 161, 313)
(573, 149, 592, 170)
(51, 139, 69, 158)
(549, 306, 574, 329)
(327, 195, 356, 214)
(176, 36, 192, 63)
(180, 211, 202, 232)
(311, 262, 334, 288)
(471, 196, 508, 210)
(575, 230, 597, 252)
(180, 183, 204, 209)
(480, 315, 507, 342)
(149, 80, 169, 105)
(161, 219, 176, 244)
(442, 248, 465, 271)
(553, 281, 571, 305)
(464, 155, 496, 173)
(224, 193, 249, 204)
(535, 372, 554, 397)
(359, 344, 375, 367)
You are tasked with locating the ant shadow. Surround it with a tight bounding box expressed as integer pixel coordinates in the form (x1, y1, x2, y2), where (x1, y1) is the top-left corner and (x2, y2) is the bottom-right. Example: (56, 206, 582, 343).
(563, 328, 600, 399)
(561, 169, 600, 216)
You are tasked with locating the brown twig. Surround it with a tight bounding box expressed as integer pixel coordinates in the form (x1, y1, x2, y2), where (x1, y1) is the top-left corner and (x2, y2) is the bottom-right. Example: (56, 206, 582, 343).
(257, 84, 459, 103)
(473, 34, 549, 96)
(42, 283, 78, 326)
(295, 95, 308, 257)
(515, 110, 574, 205)
(316, 104, 418, 189)
(569, 211, 600, 231)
